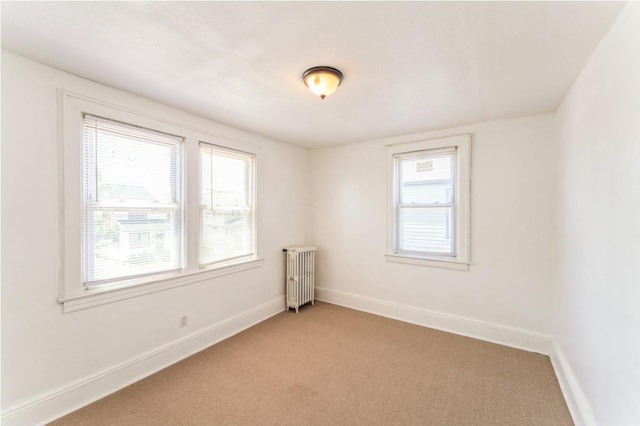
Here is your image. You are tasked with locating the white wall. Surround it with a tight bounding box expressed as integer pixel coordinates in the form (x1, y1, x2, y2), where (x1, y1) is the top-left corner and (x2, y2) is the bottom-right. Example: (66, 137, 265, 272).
(310, 113, 556, 352)
(1, 51, 309, 424)
(552, 3, 640, 426)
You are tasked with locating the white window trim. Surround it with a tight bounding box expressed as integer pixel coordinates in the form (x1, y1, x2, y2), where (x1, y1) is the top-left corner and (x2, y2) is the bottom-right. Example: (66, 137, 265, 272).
(386, 134, 471, 270)
(58, 90, 262, 313)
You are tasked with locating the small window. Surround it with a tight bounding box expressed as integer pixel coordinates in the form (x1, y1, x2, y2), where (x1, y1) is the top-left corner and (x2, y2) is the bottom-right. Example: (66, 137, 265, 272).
(82, 115, 183, 285)
(387, 134, 470, 269)
(199, 143, 256, 267)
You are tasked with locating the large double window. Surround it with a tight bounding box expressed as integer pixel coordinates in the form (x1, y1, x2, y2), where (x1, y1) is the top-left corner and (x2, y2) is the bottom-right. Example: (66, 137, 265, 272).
(60, 93, 260, 311)
(387, 134, 470, 269)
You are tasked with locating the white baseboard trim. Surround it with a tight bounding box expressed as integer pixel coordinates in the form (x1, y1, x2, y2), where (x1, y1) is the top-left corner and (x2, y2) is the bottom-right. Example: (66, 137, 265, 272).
(2, 297, 285, 426)
(315, 287, 551, 354)
(550, 341, 596, 426)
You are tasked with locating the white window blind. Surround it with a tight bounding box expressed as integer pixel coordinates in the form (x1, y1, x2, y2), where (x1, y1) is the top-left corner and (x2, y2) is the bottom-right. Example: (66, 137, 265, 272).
(396, 147, 456, 256)
(199, 143, 255, 267)
(82, 115, 184, 285)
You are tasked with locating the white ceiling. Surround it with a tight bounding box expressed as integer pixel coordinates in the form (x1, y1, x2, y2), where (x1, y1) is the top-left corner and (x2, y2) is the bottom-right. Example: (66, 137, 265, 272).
(1, 1, 623, 148)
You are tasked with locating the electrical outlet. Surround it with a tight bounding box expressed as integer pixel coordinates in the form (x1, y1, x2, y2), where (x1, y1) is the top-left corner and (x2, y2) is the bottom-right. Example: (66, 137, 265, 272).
(179, 316, 188, 328)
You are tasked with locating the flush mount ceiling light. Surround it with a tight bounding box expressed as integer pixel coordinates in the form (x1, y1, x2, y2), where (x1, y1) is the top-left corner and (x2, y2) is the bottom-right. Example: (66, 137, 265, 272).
(302, 66, 343, 100)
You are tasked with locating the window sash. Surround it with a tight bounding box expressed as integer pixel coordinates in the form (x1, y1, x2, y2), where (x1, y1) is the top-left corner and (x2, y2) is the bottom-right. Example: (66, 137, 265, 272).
(396, 205, 455, 256)
(199, 143, 255, 267)
(82, 115, 184, 285)
(394, 147, 457, 257)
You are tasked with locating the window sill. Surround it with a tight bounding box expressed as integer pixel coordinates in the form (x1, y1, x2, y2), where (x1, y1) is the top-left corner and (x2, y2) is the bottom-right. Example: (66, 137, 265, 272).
(385, 254, 469, 271)
(58, 258, 264, 313)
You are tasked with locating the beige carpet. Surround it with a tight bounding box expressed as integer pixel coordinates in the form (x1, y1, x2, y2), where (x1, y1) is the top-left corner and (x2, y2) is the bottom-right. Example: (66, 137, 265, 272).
(51, 302, 572, 425)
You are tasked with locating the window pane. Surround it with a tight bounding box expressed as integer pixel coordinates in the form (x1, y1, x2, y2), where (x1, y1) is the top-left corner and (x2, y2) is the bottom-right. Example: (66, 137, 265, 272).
(201, 209, 252, 263)
(83, 116, 183, 284)
(399, 152, 454, 204)
(200, 144, 254, 266)
(399, 207, 453, 254)
(94, 130, 180, 204)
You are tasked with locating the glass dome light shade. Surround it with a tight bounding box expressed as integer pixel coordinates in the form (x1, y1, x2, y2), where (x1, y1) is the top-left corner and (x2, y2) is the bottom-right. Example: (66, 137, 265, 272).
(302, 67, 343, 100)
